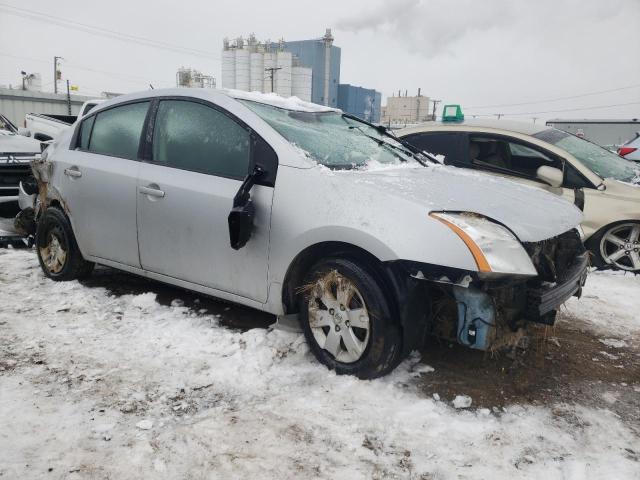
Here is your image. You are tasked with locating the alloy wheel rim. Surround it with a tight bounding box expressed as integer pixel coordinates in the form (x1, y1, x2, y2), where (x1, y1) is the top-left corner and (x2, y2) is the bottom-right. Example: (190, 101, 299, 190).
(307, 270, 371, 363)
(40, 232, 67, 274)
(600, 223, 640, 272)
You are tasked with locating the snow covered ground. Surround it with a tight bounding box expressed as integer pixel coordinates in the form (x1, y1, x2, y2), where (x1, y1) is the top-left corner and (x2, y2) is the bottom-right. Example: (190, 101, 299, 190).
(0, 248, 638, 479)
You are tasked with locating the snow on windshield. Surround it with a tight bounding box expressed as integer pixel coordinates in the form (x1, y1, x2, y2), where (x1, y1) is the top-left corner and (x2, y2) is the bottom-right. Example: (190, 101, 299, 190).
(240, 100, 416, 170)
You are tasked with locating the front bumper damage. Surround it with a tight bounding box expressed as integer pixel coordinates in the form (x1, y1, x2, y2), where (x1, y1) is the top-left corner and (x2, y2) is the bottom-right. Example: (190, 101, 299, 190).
(385, 229, 588, 353)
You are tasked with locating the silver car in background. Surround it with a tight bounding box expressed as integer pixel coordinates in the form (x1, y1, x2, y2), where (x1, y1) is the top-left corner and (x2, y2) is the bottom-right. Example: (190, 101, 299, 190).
(27, 89, 587, 378)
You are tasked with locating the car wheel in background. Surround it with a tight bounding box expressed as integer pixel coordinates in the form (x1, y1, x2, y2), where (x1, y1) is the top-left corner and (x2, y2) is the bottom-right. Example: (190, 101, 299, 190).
(589, 221, 640, 273)
(36, 206, 94, 281)
(297, 257, 403, 379)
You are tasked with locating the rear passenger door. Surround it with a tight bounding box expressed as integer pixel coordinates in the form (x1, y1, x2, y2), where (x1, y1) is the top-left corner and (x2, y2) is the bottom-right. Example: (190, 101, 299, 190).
(59, 100, 150, 267)
(136, 98, 276, 302)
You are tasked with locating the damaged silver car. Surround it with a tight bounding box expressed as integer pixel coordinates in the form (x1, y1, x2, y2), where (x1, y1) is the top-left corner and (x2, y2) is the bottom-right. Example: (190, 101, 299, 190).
(24, 89, 588, 378)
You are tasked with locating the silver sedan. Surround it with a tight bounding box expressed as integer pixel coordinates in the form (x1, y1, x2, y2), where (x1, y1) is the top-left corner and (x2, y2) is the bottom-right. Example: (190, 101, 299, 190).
(26, 89, 587, 378)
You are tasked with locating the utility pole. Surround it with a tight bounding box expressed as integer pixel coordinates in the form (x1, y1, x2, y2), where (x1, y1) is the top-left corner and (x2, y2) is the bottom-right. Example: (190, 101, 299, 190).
(430, 99, 441, 121)
(264, 67, 282, 93)
(53, 56, 63, 94)
(66, 80, 71, 114)
(532, 117, 538, 124)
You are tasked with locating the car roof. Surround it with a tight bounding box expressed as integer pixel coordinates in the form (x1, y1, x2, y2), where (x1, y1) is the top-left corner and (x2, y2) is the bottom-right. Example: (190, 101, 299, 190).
(397, 118, 550, 137)
(90, 88, 338, 114)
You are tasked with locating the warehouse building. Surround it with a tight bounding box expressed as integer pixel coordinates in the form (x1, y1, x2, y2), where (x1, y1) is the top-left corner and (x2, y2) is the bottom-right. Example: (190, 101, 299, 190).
(0, 87, 98, 126)
(337, 84, 382, 123)
(381, 90, 431, 127)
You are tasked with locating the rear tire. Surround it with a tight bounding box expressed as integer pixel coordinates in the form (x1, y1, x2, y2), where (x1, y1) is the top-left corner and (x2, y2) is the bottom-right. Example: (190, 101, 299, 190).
(36, 206, 94, 281)
(297, 257, 403, 379)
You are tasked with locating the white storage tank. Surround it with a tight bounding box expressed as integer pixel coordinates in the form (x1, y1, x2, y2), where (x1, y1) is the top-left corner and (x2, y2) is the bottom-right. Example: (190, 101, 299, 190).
(291, 66, 312, 102)
(249, 52, 264, 92)
(275, 50, 292, 98)
(221, 49, 236, 89)
(235, 48, 250, 91)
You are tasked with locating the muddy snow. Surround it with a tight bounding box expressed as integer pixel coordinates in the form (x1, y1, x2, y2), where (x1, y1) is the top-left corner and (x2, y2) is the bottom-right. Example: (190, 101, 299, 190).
(0, 249, 638, 479)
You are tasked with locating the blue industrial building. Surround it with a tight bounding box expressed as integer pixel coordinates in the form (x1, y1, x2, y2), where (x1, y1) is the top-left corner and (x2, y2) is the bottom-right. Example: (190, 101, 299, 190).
(270, 29, 341, 107)
(337, 84, 382, 123)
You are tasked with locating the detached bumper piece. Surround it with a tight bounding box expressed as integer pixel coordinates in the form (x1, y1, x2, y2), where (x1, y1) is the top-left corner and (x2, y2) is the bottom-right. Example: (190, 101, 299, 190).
(525, 251, 588, 323)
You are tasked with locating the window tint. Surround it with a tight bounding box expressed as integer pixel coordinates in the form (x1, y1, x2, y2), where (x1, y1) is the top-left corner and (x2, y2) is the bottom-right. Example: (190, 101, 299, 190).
(78, 115, 95, 150)
(403, 132, 462, 164)
(152, 100, 250, 179)
(89, 102, 149, 160)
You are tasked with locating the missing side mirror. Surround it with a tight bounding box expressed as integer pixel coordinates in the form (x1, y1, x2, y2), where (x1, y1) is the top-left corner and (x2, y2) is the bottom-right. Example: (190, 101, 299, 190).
(228, 165, 264, 250)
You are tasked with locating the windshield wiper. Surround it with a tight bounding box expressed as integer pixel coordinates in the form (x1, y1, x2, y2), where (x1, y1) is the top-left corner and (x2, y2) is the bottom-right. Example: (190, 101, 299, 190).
(341, 113, 437, 166)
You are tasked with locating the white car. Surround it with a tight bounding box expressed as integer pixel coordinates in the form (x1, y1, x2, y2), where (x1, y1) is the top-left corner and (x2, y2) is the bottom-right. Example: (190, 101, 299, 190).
(0, 113, 41, 207)
(27, 89, 587, 378)
(619, 132, 640, 161)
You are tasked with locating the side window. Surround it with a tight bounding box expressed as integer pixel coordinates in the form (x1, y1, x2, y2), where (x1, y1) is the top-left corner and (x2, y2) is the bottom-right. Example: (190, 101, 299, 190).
(404, 133, 462, 164)
(78, 115, 95, 150)
(564, 163, 591, 189)
(152, 100, 250, 179)
(469, 136, 561, 178)
(89, 102, 150, 160)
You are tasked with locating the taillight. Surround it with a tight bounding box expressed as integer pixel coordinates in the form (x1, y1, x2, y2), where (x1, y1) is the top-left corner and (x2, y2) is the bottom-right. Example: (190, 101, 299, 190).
(618, 147, 637, 157)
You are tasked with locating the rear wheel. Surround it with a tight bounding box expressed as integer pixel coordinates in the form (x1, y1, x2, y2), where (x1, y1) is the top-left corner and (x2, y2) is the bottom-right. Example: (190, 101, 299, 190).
(590, 222, 640, 273)
(36, 207, 94, 281)
(297, 258, 403, 379)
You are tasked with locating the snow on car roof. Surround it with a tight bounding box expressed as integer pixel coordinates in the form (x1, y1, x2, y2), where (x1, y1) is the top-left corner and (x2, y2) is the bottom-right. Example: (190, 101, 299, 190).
(224, 89, 340, 113)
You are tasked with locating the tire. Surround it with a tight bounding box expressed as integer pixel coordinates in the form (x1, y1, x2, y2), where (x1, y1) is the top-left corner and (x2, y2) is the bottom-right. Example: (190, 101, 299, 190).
(587, 221, 640, 273)
(36, 206, 94, 281)
(297, 257, 403, 379)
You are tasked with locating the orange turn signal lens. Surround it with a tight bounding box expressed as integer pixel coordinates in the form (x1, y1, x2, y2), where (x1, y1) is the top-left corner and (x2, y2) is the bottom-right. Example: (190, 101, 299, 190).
(430, 213, 492, 273)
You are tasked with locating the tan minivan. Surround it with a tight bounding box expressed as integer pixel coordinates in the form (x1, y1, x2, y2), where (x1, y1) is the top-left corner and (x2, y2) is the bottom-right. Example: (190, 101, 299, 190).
(399, 120, 640, 273)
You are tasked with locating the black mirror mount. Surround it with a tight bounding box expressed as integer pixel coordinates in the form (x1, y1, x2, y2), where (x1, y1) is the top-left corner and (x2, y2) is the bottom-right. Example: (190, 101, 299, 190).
(228, 165, 265, 250)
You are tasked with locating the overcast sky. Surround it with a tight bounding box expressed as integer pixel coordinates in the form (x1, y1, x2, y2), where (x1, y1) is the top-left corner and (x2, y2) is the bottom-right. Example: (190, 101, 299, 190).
(1, 0, 639, 121)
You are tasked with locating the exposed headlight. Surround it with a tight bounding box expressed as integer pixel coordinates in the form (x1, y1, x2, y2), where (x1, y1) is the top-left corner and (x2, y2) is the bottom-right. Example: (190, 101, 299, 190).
(430, 212, 538, 276)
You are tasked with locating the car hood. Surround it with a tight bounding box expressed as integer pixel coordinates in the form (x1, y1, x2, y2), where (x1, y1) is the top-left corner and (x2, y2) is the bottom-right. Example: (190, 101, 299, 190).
(347, 164, 583, 243)
(0, 130, 41, 154)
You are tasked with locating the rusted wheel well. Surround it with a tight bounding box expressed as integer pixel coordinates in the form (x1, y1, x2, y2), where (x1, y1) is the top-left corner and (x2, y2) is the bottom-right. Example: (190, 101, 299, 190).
(282, 241, 398, 317)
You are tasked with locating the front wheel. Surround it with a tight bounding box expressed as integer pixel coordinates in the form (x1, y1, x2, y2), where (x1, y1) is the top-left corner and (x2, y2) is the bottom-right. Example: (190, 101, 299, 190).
(297, 258, 403, 379)
(590, 222, 640, 273)
(36, 207, 94, 281)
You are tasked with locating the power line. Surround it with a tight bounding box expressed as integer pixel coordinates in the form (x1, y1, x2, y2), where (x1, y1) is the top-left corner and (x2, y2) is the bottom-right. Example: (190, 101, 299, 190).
(467, 101, 640, 117)
(0, 3, 220, 60)
(468, 84, 640, 109)
(0, 52, 170, 87)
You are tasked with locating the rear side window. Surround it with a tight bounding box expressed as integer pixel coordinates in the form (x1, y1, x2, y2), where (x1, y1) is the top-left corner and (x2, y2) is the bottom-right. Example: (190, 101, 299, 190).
(151, 100, 250, 179)
(78, 115, 95, 150)
(403, 132, 462, 164)
(89, 102, 149, 160)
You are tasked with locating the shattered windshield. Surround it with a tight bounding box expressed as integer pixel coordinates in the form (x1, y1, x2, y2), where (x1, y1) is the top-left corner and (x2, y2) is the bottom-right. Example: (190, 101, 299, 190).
(535, 128, 640, 184)
(239, 100, 416, 169)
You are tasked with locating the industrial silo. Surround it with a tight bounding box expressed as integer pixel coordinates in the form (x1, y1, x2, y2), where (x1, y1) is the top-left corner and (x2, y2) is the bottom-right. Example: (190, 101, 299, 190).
(275, 50, 292, 98)
(263, 52, 275, 93)
(235, 48, 250, 91)
(221, 49, 236, 89)
(291, 66, 312, 102)
(249, 52, 264, 92)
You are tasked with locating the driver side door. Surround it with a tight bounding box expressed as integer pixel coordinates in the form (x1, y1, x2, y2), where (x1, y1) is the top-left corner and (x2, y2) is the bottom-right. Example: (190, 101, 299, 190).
(136, 98, 276, 302)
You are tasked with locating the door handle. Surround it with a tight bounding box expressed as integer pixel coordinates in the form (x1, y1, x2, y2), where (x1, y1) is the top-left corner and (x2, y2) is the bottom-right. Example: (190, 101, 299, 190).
(139, 185, 165, 198)
(64, 167, 82, 178)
